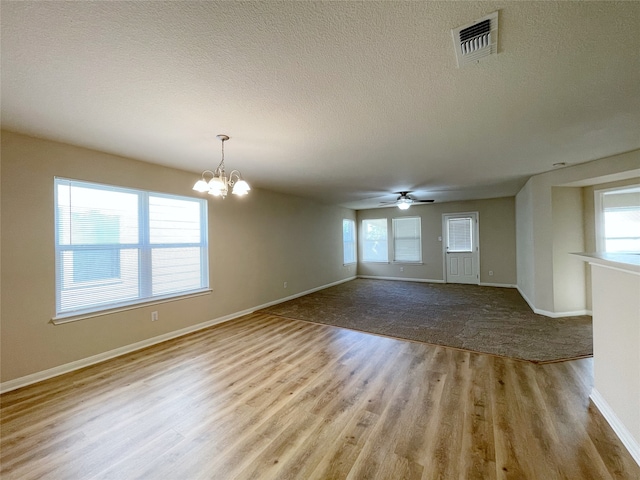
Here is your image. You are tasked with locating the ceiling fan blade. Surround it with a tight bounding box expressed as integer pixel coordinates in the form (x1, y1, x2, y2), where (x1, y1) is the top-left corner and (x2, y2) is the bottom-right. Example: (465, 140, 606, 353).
(416, 199, 435, 203)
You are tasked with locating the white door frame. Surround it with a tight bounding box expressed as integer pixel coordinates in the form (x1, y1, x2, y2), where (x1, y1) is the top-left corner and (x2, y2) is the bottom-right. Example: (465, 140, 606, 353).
(442, 212, 480, 284)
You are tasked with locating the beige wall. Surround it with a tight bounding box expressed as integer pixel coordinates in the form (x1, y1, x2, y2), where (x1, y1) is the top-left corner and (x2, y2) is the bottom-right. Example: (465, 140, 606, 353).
(590, 263, 640, 454)
(515, 149, 640, 315)
(551, 187, 586, 313)
(356, 197, 517, 286)
(0, 131, 355, 383)
(515, 180, 535, 305)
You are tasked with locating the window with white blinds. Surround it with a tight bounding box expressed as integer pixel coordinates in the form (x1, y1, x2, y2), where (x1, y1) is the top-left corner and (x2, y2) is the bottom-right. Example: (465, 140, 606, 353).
(362, 218, 388, 262)
(600, 187, 640, 253)
(342, 219, 357, 264)
(447, 217, 473, 252)
(393, 217, 422, 262)
(54, 178, 209, 318)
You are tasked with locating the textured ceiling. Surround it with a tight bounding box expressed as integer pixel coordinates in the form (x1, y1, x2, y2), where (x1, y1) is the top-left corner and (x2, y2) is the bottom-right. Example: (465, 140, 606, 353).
(2, 1, 639, 209)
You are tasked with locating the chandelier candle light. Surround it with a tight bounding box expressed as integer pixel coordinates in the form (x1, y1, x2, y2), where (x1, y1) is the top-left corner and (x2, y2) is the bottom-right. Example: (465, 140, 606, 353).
(193, 134, 250, 198)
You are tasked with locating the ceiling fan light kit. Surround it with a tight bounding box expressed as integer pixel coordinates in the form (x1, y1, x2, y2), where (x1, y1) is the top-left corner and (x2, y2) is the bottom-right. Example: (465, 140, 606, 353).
(381, 192, 434, 209)
(397, 197, 412, 210)
(193, 134, 250, 198)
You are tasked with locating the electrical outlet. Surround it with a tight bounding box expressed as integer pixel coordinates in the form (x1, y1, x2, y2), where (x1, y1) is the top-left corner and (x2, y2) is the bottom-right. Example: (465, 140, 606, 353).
(283, 281, 287, 289)
(151, 311, 158, 321)
(488, 271, 494, 276)
(400, 267, 404, 272)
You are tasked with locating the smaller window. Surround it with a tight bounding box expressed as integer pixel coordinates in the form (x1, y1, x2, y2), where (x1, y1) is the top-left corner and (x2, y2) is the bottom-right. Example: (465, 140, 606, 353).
(393, 217, 422, 262)
(362, 218, 388, 262)
(597, 186, 640, 253)
(342, 219, 357, 264)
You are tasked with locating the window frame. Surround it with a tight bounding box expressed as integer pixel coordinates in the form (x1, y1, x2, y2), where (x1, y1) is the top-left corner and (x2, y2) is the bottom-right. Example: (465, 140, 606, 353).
(54, 178, 210, 321)
(595, 185, 640, 253)
(342, 219, 357, 265)
(361, 218, 389, 263)
(392, 216, 422, 263)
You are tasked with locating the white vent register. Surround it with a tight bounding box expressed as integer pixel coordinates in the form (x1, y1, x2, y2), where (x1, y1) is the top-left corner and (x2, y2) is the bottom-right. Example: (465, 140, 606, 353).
(452, 11, 499, 67)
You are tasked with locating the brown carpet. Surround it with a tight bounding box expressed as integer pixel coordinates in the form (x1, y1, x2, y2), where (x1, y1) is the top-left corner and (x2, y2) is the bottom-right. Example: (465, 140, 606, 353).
(259, 279, 592, 363)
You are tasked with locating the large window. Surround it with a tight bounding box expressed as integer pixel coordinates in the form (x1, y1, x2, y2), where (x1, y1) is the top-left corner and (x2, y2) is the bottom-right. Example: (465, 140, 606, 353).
(393, 217, 422, 262)
(55, 178, 209, 317)
(362, 218, 388, 262)
(596, 186, 640, 253)
(342, 219, 356, 264)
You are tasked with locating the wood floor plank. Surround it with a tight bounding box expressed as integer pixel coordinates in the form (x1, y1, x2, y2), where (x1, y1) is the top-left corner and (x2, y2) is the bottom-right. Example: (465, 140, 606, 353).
(307, 409, 380, 480)
(1, 313, 638, 480)
(458, 353, 497, 480)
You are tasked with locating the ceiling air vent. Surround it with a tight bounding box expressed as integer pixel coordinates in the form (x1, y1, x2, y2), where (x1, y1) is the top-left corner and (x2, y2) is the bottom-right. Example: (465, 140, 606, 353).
(451, 11, 499, 68)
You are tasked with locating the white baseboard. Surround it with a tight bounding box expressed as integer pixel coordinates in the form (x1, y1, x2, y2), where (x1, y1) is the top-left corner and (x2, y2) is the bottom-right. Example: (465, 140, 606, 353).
(357, 275, 445, 283)
(0, 276, 356, 394)
(359, 277, 516, 289)
(535, 308, 592, 318)
(258, 276, 356, 309)
(516, 286, 591, 318)
(590, 388, 640, 467)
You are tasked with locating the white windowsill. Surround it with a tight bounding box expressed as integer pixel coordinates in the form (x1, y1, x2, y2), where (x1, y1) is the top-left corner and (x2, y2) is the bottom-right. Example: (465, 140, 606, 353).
(51, 289, 213, 325)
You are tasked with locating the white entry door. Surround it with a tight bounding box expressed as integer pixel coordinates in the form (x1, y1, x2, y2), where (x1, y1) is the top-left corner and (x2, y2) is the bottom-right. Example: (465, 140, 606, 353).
(443, 213, 479, 284)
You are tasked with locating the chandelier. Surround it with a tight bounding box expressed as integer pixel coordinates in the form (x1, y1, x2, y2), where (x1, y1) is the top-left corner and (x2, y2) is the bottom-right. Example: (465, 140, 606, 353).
(192, 134, 250, 198)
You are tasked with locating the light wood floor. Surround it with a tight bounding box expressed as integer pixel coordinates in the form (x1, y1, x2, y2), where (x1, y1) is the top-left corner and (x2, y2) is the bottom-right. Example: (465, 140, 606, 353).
(1, 313, 638, 480)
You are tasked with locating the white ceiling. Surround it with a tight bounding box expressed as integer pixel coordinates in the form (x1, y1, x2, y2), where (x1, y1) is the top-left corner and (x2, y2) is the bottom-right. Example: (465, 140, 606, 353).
(2, 1, 639, 209)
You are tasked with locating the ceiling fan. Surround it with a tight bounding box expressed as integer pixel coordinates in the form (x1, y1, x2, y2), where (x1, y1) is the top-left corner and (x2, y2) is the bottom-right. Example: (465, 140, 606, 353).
(381, 192, 435, 210)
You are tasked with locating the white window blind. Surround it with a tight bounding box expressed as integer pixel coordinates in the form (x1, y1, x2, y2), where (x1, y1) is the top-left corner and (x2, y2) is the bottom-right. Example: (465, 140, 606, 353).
(447, 217, 473, 252)
(602, 187, 640, 253)
(362, 218, 388, 262)
(393, 217, 421, 262)
(343, 219, 356, 264)
(54, 178, 208, 317)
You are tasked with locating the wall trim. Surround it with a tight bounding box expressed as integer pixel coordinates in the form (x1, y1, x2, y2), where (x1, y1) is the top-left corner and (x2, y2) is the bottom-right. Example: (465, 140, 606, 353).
(516, 285, 591, 318)
(357, 275, 445, 284)
(590, 388, 640, 467)
(0, 276, 356, 394)
(359, 277, 517, 289)
(535, 308, 592, 318)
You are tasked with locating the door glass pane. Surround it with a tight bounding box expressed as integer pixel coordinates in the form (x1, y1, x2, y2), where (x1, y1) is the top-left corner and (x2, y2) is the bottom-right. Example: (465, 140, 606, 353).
(447, 218, 472, 252)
